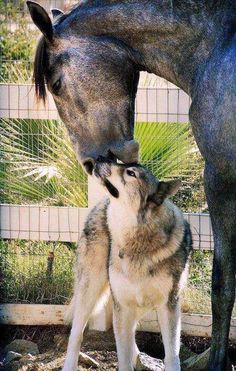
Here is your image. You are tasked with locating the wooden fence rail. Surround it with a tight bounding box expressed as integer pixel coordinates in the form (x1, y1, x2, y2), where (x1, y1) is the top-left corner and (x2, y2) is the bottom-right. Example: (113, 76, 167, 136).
(0, 82, 190, 123)
(0, 304, 235, 340)
(0, 204, 214, 250)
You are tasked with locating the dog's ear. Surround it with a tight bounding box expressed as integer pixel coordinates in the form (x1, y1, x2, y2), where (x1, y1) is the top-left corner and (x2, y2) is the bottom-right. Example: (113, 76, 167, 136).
(51, 8, 64, 19)
(148, 179, 181, 206)
(27, 1, 53, 42)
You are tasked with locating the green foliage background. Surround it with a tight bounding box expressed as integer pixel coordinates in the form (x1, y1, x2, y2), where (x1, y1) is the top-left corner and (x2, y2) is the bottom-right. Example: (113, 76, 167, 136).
(0, 0, 37, 82)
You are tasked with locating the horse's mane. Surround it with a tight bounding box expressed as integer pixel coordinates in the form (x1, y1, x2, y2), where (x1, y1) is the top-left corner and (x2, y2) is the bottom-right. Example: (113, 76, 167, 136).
(33, 36, 48, 102)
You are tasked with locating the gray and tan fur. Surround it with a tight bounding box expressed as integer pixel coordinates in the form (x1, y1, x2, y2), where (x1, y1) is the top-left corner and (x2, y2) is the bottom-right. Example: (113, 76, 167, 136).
(63, 162, 192, 371)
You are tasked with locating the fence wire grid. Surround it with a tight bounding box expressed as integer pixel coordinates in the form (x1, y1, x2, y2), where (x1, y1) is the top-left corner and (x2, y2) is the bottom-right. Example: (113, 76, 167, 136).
(0, 0, 235, 318)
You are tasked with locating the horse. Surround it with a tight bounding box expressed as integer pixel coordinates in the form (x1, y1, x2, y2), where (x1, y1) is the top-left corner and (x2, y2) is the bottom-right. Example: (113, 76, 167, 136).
(27, 1, 236, 370)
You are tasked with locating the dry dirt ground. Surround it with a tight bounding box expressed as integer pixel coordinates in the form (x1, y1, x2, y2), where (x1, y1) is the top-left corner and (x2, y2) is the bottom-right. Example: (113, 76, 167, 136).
(0, 326, 235, 370)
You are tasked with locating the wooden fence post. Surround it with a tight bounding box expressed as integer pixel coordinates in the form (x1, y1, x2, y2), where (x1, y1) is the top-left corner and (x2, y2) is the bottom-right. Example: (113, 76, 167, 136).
(46, 251, 54, 281)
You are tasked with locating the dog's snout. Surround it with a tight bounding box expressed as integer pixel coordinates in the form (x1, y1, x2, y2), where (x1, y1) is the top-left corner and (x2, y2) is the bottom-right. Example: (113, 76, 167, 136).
(94, 161, 112, 178)
(83, 158, 95, 175)
(82, 150, 117, 175)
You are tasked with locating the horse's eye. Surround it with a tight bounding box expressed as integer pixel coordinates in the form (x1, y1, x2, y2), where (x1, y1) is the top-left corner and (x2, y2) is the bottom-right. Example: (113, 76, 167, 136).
(52, 78, 61, 94)
(127, 169, 136, 177)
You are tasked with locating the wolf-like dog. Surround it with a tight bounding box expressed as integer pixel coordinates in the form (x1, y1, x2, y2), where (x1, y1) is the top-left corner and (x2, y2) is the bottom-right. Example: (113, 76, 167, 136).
(63, 162, 192, 371)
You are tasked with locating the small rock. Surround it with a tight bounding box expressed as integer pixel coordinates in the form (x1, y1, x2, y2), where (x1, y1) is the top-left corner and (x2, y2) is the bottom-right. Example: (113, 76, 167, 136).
(4, 339, 39, 356)
(136, 352, 164, 371)
(5, 351, 22, 364)
(183, 347, 210, 370)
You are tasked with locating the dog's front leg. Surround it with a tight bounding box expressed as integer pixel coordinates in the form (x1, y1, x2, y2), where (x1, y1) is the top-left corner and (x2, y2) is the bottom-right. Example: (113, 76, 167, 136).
(113, 304, 139, 371)
(63, 276, 108, 371)
(62, 288, 96, 371)
(157, 301, 181, 371)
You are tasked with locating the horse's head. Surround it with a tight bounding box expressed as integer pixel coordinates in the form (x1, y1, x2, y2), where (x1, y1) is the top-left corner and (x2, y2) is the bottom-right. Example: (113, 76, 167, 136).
(27, 1, 140, 174)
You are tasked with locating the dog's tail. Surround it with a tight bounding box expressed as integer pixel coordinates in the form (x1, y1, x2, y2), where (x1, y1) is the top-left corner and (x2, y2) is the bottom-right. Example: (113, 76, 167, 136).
(64, 286, 110, 326)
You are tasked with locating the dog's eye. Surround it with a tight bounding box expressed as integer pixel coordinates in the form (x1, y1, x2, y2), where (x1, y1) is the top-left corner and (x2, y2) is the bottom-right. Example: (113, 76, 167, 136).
(52, 78, 61, 95)
(127, 170, 136, 177)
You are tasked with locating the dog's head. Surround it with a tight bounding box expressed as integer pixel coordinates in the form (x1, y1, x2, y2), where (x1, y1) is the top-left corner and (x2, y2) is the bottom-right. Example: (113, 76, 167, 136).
(93, 161, 181, 210)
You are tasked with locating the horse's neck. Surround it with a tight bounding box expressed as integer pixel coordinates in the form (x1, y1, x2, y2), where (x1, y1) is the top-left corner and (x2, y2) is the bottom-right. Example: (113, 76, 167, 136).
(59, 1, 229, 94)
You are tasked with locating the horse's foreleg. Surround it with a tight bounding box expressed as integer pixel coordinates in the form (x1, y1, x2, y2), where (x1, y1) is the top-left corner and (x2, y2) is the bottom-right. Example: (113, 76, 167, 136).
(204, 163, 236, 371)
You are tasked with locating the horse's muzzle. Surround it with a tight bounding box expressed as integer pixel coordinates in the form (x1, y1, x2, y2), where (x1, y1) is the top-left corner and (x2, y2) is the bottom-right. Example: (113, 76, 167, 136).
(82, 139, 139, 175)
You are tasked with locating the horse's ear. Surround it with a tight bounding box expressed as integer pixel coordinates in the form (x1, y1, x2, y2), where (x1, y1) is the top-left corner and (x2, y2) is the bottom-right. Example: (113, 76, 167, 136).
(148, 180, 182, 206)
(27, 1, 53, 42)
(51, 8, 64, 19)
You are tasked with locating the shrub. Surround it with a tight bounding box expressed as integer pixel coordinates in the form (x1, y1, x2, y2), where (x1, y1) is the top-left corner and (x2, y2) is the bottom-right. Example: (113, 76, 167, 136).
(0, 119, 202, 209)
(0, 118, 88, 206)
(0, 239, 75, 304)
(0, 0, 37, 82)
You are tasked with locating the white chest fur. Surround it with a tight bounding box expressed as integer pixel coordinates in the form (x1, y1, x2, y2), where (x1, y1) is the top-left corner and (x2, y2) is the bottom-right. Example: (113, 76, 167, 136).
(110, 267, 173, 310)
(107, 199, 138, 246)
(107, 201, 175, 310)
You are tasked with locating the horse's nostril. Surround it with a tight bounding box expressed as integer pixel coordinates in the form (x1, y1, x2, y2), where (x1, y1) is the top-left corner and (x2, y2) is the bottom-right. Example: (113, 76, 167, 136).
(97, 152, 116, 163)
(83, 159, 95, 175)
(107, 150, 117, 162)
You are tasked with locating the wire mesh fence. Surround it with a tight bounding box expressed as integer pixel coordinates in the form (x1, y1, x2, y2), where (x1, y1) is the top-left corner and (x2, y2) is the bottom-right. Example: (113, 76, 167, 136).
(0, 0, 234, 319)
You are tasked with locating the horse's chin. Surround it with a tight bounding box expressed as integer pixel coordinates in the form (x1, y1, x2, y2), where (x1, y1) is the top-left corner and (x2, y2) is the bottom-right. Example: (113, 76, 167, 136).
(109, 139, 139, 164)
